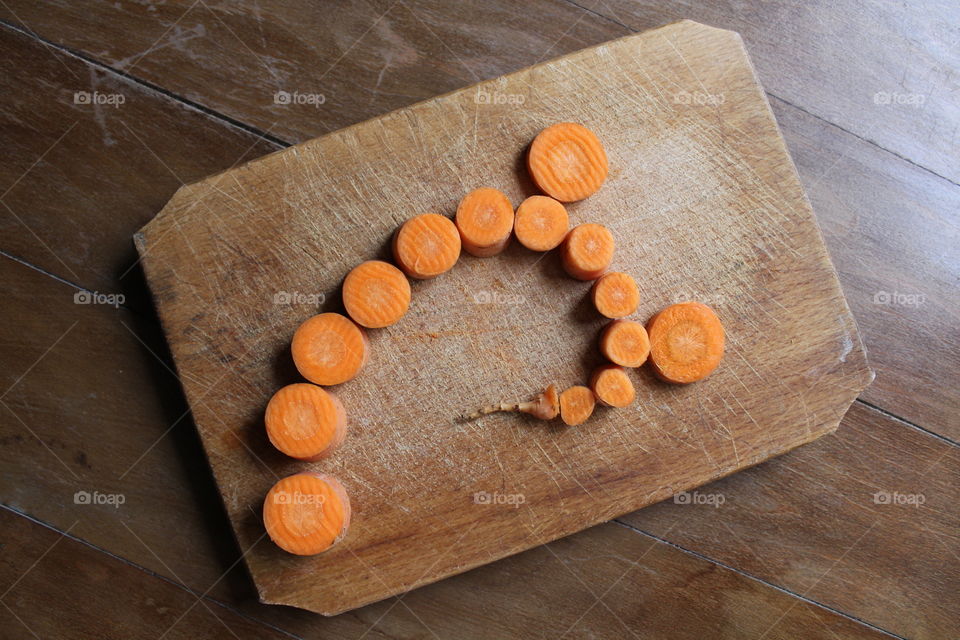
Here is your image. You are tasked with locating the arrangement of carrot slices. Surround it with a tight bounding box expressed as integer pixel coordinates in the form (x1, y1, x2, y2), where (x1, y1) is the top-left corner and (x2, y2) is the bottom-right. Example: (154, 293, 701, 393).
(260, 119, 726, 557)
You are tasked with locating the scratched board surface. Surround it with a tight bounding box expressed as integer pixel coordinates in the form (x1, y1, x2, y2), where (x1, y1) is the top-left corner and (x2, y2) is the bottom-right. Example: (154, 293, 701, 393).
(136, 20, 872, 614)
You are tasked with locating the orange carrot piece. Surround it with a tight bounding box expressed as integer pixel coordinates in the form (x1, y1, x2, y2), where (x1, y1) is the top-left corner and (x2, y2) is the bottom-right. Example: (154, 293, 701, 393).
(393, 213, 461, 279)
(561, 223, 614, 280)
(455, 187, 514, 257)
(591, 272, 639, 319)
(265, 383, 346, 460)
(462, 384, 559, 421)
(527, 122, 608, 202)
(291, 313, 368, 385)
(589, 364, 635, 408)
(263, 473, 351, 556)
(647, 301, 725, 383)
(599, 319, 650, 367)
(559, 385, 596, 426)
(514, 195, 569, 251)
(342, 260, 411, 328)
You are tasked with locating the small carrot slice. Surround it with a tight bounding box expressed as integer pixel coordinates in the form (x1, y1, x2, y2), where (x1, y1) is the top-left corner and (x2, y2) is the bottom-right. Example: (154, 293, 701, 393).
(600, 319, 650, 367)
(647, 301, 725, 383)
(514, 195, 569, 251)
(561, 223, 614, 280)
(559, 385, 596, 426)
(265, 383, 346, 460)
(393, 213, 461, 279)
(291, 313, 368, 385)
(589, 364, 635, 408)
(263, 473, 351, 556)
(455, 188, 514, 257)
(527, 122, 608, 202)
(342, 260, 411, 328)
(591, 272, 639, 319)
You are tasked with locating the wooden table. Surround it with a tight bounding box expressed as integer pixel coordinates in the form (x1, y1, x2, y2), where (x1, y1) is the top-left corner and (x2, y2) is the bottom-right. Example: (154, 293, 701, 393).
(1, 2, 956, 638)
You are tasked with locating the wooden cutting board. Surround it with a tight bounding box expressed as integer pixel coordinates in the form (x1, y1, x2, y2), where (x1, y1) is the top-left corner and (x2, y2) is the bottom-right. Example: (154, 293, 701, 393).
(136, 20, 872, 615)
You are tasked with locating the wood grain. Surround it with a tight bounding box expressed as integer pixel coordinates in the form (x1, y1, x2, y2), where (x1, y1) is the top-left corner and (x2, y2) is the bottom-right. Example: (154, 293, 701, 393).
(138, 21, 870, 614)
(0, 253, 932, 638)
(0, 25, 279, 294)
(621, 401, 960, 640)
(0, 508, 289, 640)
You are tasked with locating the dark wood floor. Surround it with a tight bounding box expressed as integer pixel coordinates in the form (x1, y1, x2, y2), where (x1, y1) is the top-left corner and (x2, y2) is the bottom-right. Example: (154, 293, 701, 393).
(0, 2, 956, 638)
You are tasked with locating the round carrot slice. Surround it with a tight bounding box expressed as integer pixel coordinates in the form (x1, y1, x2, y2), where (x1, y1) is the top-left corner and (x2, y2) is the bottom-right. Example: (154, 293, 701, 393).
(589, 364, 635, 408)
(291, 313, 368, 385)
(591, 272, 639, 319)
(455, 187, 514, 257)
(393, 213, 461, 279)
(527, 122, 608, 202)
(514, 195, 569, 251)
(342, 260, 411, 328)
(561, 223, 614, 281)
(559, 385, 596, 426)
(600, 319, 650, 367)
(647, 302, 725, 383)
(263, 473, 351, 556)
(265, 383, 346, 460)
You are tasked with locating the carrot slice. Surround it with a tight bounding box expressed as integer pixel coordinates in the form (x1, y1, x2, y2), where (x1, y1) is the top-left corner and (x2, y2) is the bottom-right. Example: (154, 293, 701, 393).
(591, 272, 639, 319)
(291, 313, 368, 385)
(265, 383, 346, 460)
(527, 122, 608, 202)
(561, 223, 614, 280)
(263, 473, 350, 556)
(455, 188, 514, 257)
(342, 260, 411, 328)
(393, 213, 461, 279)
(589, 364, 635, 408)
(514, 195, 569, 251)
(647, 301, 725, 383)
(600, 319, 650, 367)
(559, 385, 596, 426)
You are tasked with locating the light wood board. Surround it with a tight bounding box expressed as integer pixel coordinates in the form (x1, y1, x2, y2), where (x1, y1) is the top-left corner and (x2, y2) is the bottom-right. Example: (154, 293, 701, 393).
(136, 20, 872, 615)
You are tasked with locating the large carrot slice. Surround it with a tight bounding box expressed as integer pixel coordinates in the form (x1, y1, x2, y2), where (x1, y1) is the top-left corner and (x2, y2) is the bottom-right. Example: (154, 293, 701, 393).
(559, 385, 596, 426)
(263, 473, 350, 556)
(600, 319, 650, 367)
(561, 223, 614, 280)
(591, 271, 639, 319)
(527, 122, 608, 202)
(647, 301, 725, 383)
(513, 195, 569, 251)
(265, 383, 346, 460)
(393, 213, 461, 279)
(291, 313, 368, 385)
(589, 364, 635, 407)
(342, 260, 411, 328)
(455, 187, 514, 257)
